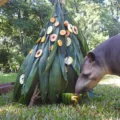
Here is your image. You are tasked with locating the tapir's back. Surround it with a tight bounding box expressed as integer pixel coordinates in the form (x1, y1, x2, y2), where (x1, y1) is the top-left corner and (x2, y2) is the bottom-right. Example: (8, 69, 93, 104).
(93, 34, 120, 75)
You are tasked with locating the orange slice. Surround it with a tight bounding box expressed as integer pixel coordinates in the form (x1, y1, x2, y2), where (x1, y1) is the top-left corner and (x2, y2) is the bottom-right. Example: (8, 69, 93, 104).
(64, 20, 69, 27)
(35, 49, 43, 58)
(57, 40, 63, 46)
(41, 36, 46, 43)
(60, 30, 66, 36)
(50, 17, 56, 23)
(50, 34, 57, 42)
(29, 49, 33, 54)
(54, 21, 60, 27)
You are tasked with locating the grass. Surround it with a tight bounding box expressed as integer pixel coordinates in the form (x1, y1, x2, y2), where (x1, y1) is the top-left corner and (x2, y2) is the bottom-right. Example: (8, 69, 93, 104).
(0, 73, 120, 120)
(0, 72, 16, 84)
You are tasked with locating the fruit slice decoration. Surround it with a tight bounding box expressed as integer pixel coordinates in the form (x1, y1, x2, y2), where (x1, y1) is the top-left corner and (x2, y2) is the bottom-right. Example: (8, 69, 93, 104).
(64, 56, 74, 65)
(41, 36, 46, 43)
(35, 49, 43, 58)
(19, 74, 25, 85)
(29, 49, 33, 54)
(50, 17, 56, 23)
(50, 34, 57, 42)
(66, 30, 70, 37)
(54, 21, 60, 27)
(57, 40, 63, 46)
(64, 20, 69, 27)
(36, 37, 41, 44)
(68, 24, 73, 33)
(60, 30, 66, 36)
(50, 45, 54, 51)
(47, 26, 53, 34)
(72, 26, 78, 34)
(66, 37, 72, 46)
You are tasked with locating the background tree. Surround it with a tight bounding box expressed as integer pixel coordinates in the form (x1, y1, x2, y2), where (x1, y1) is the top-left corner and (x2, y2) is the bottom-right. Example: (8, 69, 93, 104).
(1, 0, 120, 71)
(0, 0, 52, 71)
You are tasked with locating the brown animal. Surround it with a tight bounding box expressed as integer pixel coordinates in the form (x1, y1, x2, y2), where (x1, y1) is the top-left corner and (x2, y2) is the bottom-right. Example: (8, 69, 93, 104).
(75, 34, 120, 94)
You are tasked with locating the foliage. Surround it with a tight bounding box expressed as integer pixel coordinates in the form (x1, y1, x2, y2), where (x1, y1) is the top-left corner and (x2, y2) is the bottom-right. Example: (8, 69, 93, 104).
(65, 0, 120, 50)
(0, 73, 16, 83)
(13, 1, 88, 104)
(0, 0, 52, 71)
(0, 48, 10, 65)
(1, 0, 120, 66)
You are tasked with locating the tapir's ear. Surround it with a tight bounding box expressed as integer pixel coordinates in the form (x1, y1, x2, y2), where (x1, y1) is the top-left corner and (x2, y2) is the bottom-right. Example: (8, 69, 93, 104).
(87, 52, 95, 62)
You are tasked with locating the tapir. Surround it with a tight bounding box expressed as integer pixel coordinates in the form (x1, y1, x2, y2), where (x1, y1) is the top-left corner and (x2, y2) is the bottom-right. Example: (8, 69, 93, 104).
(75, 34, 120, 94)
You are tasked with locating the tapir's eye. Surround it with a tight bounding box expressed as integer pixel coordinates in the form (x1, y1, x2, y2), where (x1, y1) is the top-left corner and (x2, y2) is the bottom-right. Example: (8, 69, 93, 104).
(83, 73, 90, 78)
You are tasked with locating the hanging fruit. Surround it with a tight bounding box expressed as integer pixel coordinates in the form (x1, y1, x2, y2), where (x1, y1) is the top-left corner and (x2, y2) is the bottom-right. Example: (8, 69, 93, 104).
(72, 26, 78, 34)
(19, 74, 25, 85)
(50, 34, 57, 42)
(68, 24, 73, 33)
(29, 49, 33, 54)
(50, 17, 56, 23)
(66, 37, 72, 46)
(64, 56, 74, 65)
(64, 20, 69, 27)
(47, 26, 53, 34)
(41, 36, 46, 43)
(57, 40, 63, 46)
(60, 30, 66, 36)
(66, 30, 70, 37)
(54, 21, 60, 27)
(36, 37, 41, 44)
(35, 49, 43, 58)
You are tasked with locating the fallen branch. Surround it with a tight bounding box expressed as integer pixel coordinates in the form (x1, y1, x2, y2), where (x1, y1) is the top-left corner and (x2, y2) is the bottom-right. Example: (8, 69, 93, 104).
(0, 82, 14, 95)
(28, 83, 40, 107)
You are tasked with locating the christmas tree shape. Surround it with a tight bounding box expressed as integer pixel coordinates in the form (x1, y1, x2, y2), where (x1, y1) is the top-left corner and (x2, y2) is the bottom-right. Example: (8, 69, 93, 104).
(13, 1, 89, 105)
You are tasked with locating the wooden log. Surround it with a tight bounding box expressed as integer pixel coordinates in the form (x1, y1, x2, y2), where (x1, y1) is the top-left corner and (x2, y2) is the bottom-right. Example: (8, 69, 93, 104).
(28, 83, 40, 107)
(0, 82, 14, 95)
(0, 82, 14, 87)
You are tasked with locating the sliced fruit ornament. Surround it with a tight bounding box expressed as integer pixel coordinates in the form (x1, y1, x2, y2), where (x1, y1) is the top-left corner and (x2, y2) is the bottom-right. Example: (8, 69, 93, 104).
(13, 0, 90, 105)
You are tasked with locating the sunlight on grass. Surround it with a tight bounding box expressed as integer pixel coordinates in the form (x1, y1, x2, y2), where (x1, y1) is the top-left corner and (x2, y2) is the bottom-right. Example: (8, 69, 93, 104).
(100, 75, 120, 87)
(0, 73, 16, 83)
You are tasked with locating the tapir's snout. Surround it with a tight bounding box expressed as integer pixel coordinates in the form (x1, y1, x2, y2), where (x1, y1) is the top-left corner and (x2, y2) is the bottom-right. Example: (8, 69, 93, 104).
(75, 78, 91, 95)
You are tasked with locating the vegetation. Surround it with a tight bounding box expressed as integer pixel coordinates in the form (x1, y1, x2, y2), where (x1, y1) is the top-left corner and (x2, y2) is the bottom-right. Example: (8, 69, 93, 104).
(0, 0, 120, 119)
(1, 0, 120, 70)
(0, 0, 52, 71)
(0, 72, 16, 83)
(0, 73, 120, 119)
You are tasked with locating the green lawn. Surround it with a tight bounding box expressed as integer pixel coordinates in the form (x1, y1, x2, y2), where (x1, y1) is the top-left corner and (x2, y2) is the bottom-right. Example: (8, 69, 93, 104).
(0, 73, 16, 84)
(0, 73, 120, 120)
